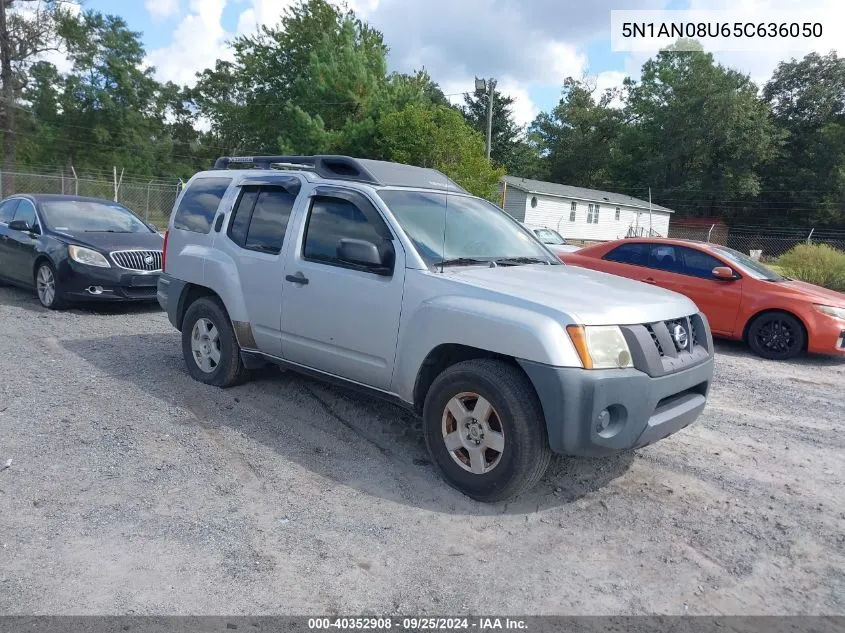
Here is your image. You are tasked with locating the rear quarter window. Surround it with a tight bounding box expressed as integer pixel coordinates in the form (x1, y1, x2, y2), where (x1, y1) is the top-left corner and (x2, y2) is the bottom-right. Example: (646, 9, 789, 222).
(172, 177, 232, 234)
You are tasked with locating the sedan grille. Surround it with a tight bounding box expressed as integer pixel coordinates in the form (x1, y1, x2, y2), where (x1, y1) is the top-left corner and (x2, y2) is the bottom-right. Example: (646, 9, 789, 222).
(110, 250, 162, 272)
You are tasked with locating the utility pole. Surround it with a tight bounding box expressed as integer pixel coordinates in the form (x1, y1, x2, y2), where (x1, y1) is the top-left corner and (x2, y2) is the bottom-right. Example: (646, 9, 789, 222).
(648, 187, 653, 235)
(475, 77, 497, 162)
(0, 0, 15, 194)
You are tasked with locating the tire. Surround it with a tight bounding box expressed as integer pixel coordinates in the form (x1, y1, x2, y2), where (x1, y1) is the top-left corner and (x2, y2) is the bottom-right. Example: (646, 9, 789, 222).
(181, 296, 247, 387)
(35, 261, 64, 309)
(422, 358, 552, 502)
(747, 311, 806, 360)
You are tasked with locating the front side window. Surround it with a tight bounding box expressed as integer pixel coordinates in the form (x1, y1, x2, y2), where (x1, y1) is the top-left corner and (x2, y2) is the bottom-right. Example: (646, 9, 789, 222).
(679, 246, 724, 279)
(40, 199, 149, 233)
(603, 242, 648, 266)
(0, 199, 19, 223)
(377, 190, 557, 267)
(648, 244, 683, 273)
(173, 177, 231, 234)
(12, 199, 38, 229)
(303, 197, 389, 268)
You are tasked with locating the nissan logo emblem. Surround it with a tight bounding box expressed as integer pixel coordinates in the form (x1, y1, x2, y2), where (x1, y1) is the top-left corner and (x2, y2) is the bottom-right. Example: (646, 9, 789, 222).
(672, 324, 689, 350)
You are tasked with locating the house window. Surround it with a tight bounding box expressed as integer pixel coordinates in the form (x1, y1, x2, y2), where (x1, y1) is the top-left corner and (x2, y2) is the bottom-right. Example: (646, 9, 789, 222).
(594, 204, 600, 223)
(615, 207, 621, 221)
(587, 204, 594, 223)
(570, 201, 576, 211)
(530, 196, 538, 208)
(569, 210, 576, 222)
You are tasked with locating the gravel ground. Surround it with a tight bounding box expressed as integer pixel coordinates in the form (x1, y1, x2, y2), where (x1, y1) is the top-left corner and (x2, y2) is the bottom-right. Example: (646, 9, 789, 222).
(0, 283, 844, 615)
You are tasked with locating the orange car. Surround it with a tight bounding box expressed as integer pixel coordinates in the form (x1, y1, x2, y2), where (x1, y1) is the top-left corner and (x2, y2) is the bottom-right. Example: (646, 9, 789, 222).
(560, 238, 845, 360)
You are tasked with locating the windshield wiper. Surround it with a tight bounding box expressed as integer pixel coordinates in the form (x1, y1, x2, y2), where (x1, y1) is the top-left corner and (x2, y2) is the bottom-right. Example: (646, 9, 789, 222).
(435, 257, 490, 268)
(493, 257, 550, 266)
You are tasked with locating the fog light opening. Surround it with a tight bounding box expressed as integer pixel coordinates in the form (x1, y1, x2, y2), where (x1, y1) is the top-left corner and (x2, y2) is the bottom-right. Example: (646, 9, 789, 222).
(87, 286, 104, 295)
(595, 405, 627, 439)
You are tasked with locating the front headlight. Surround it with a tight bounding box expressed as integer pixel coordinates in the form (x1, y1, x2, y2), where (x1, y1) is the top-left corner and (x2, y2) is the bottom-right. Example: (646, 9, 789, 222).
(567, 325, 633, 369)
(68, 245, 110, 268)
(815, 304, 845, 320)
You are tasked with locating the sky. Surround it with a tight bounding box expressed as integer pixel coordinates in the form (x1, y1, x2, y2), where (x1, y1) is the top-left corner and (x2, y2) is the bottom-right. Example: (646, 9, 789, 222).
(79, 0, 844, 128)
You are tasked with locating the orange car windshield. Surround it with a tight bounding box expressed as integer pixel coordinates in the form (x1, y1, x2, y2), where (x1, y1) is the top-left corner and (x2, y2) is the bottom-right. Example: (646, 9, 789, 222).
(711, 246, 784, 282)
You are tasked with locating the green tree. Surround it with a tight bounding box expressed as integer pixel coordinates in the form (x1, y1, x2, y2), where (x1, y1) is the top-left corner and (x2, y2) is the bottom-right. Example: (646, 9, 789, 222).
(762, 52, 845, 225)
(621, 43, 780, 217)
(531, 78, 625, 189)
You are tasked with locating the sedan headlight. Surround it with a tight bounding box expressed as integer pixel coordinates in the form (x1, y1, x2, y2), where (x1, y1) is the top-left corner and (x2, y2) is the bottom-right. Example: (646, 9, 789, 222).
(567, 325, 633, 369)
(815, 304, 845, 320)
(68, 245, 110, 268)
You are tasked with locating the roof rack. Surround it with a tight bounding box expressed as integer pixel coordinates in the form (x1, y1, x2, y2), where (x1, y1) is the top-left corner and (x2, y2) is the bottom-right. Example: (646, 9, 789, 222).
(211, 154, 468, 194)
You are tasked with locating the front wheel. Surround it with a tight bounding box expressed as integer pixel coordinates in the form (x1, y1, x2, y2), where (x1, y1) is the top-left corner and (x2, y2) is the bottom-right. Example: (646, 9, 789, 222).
(181, 297, 247, 387)
(422, 359, 552, 502)
(747, 311, 806, 360)
(35, 262, 64, 309)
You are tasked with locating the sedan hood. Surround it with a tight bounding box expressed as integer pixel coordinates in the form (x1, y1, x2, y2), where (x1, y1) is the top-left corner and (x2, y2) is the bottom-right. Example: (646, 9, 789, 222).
(53, 229, 164, 252)
(447, 264, 699, 326)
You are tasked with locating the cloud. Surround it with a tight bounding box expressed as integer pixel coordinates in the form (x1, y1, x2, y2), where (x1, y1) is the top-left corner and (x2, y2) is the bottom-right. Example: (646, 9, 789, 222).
(145, 0, 180, 21)
(146, 0, 230, 86)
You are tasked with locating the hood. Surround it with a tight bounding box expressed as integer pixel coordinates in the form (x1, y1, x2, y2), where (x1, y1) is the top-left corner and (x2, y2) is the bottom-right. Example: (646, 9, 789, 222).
(446, 264, 699, 326)
(770, 278, 845, 307)
(52, 229, 164, 252)
(545, 244, 580, 254)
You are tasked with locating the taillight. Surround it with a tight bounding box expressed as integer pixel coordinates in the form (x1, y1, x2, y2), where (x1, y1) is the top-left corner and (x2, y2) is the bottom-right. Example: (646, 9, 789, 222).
(162, 230, 169, 272)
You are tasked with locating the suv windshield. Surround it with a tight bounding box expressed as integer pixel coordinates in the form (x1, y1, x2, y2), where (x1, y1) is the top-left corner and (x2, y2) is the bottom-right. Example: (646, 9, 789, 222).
(712, 245, 784, 281)
(41, 199, 152, 234)
(377, 190, 557, 267)
(534, 228, 565, 245)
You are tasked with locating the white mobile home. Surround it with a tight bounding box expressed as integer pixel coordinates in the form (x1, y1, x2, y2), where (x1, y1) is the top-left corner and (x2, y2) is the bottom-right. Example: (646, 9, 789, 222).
(500, 176, 674, 242)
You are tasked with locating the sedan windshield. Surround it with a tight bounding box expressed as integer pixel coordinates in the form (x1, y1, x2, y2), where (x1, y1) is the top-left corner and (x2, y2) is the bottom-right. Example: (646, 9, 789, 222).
(534, 228, 565, 245)
(377, 190, 557, 267)
(40, 200, 152, 233)
(712, 245, 784, 281)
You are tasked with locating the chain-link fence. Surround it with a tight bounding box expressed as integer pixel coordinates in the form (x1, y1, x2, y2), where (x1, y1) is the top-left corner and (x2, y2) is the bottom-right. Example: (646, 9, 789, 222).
(0, 169, 181, 228)
(669, 222, 845, 261)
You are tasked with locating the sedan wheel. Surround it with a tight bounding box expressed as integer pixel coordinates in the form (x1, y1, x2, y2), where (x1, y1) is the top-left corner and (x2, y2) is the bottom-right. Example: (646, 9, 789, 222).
(748, 311, 805, 360)
(35, 263, 63, 309)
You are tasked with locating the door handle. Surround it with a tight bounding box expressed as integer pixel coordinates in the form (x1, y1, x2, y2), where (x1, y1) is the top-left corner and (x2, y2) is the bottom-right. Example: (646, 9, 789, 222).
(285, 272, 309, 285)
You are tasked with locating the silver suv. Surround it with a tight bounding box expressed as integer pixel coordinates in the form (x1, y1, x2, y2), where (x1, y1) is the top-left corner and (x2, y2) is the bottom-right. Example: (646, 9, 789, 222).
(157, 155, 715, 502)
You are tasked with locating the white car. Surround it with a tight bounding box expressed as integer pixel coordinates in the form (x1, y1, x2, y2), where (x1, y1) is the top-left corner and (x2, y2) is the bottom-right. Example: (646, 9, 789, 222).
(524, 224, 580, 255)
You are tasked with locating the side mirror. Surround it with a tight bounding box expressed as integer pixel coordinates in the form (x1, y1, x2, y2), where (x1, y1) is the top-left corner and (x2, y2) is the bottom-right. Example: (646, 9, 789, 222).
(8, 219, 36, 233)
(337, 238, 394, 275)
(712, 266, 737, 280)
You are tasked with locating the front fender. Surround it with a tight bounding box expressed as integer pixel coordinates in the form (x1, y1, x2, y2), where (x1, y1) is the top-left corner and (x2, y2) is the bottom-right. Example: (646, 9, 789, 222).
(391, 295, 582, 402)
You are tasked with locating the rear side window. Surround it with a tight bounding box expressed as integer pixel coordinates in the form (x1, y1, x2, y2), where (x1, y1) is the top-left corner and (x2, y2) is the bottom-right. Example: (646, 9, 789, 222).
(603, 242, 648, 266)
(228, 184, 298, 255)
(173, 177, 231, 233)
(0, 199, 18, 223)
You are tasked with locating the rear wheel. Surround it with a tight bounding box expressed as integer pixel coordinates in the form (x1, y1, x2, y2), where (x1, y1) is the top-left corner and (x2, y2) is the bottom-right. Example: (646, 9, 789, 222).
(422, 359, 551, 502)
(747, 311, 805, 360)
(35, 262, 64, 309)
(181, 297, 247, 387)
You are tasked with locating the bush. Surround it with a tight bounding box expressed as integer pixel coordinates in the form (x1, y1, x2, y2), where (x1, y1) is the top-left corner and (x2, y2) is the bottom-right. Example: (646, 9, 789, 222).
(777, 243, 845, 292)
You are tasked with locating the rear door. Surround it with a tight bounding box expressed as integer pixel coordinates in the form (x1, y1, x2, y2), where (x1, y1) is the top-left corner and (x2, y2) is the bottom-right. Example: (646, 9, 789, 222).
(215, 179, 301, 357)
(4, 199, 41, 285)
(0, 198, 20, 281)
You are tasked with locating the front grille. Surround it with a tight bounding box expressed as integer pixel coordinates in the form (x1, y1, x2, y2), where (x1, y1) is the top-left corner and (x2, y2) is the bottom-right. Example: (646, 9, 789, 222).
(111, 250, 162, 272)
(646, 325, 665, 357)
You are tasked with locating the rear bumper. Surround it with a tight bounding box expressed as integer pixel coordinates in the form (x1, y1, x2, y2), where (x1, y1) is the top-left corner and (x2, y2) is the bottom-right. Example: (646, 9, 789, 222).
(157, 273, 188, 329)
(58, 260, 160, 302)
(518, 357, 714, 456)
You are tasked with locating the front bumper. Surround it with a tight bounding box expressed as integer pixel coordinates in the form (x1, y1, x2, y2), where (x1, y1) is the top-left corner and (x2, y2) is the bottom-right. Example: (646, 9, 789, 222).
(807, 316, 845, 356)
(518, 357, 714, 456)
(57, 260, 160, 302)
